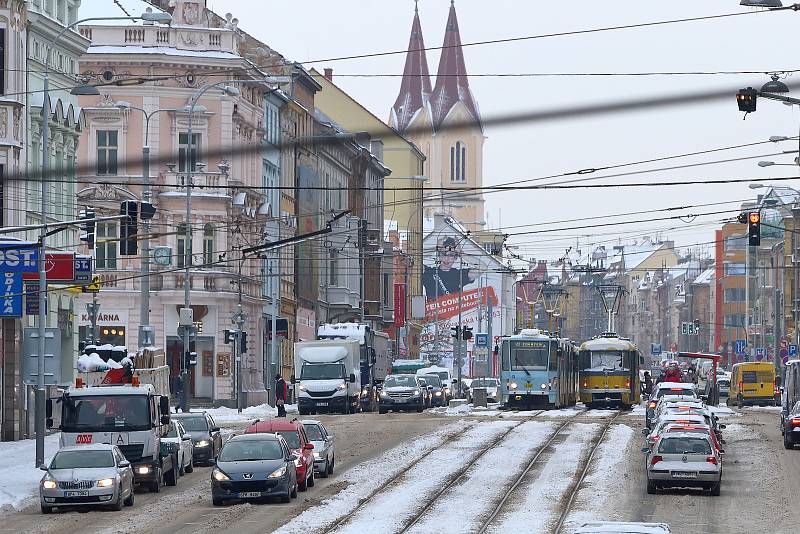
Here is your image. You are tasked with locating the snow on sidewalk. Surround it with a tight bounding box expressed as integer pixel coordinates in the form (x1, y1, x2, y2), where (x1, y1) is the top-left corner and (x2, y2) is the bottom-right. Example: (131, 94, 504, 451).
(405, 420, 557, 533)
(487, 422, 599, 534)
(0, 433, 61, 511)
(333, 420, 519, 534)
(200, 403, 297, 424)
(273, 419, 475, 534)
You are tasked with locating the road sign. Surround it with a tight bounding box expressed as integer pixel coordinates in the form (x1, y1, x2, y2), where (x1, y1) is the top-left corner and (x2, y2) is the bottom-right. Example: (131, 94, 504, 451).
(0, 273, 23, 317)
(24, 282, 46, 316)
(473, 347, 488, 363)
(22, 252, 75, 281)
(73, 255, 92, 284)
(0, 243, 38, 273)
(735, 339, 746, 355)
(791, 344, 799, 357)
(475, 333, 489, 348)
(756, 347, 765, 361)
(22, 328, 62, 385)
(651, 343, 662, 356)
(84, 275, 102, 293)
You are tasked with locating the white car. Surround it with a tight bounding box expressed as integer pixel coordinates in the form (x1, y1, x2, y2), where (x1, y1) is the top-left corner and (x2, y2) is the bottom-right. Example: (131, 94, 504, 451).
(469, 377, 500, 402)
(163, 420, 194, 476)
(302, 419, 335, 478)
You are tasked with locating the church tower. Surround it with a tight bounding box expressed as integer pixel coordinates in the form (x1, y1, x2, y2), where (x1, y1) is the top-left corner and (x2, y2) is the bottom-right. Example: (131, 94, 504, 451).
(390, 1, 486, 230)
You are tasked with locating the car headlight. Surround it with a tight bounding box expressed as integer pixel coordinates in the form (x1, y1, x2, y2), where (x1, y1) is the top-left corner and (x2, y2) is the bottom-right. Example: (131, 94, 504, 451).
(298, 384, 306, 391)
(212, 468, 230, 482)
(268, 465, 287, 479)
(443, 388, 450, 394)
(42, 479, 57, 489)
(338, 383, 347, 390)
(541, 383, 547, 390)
(510, 382, 518, 390)
(136, 465, 151, 475)
(97, 478, 115, 488)
(379, 391, 389, 398)
(435, 391, 442, 396)
(196, 440, 211, 448)
(411, 391, 420, 397)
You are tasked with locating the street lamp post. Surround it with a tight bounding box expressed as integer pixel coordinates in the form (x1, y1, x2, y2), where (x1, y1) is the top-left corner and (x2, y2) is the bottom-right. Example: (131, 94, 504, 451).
(34, 10, 171, 468)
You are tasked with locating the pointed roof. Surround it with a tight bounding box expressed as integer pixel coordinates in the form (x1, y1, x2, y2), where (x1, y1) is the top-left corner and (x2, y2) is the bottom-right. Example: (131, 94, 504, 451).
(429, 1, 482, 132)
(391, 3, 432, 133)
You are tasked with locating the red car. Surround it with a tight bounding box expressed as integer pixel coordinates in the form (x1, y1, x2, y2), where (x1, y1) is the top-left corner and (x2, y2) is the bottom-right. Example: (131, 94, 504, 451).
(245, 419, 316, 491)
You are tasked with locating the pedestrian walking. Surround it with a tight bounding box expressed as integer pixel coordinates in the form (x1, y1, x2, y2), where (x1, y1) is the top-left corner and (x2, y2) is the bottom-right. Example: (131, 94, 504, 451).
(174, 373, 185, 413)
(275, 373, 288, 417)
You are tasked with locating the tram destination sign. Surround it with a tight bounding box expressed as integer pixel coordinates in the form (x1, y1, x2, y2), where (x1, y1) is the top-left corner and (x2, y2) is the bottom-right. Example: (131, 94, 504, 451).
(511, 340, 549, 349)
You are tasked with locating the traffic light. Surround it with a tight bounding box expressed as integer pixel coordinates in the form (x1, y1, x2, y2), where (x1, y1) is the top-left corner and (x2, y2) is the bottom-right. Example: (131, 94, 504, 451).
(140, 201, 156, 220)
(462, 326, 473, 341)
(79, 208, 96, 248)
(682, 322, 689, 335)
(736, 87, 757, 113)
(451, 326, 460, 339)
(748, 211, 761, 247)
(694, 319, 700, 331)
(119, 201, 138, 255)
(240, 331, 248, 353)
(737, 212, 748, 224)
(223, 329, 234, 344)
(184, 351, 197, 368)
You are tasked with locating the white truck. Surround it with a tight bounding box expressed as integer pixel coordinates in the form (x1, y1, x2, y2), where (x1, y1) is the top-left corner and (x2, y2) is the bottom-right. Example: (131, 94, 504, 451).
(294, 340, 360, 415)
(47, 348, 178, 492)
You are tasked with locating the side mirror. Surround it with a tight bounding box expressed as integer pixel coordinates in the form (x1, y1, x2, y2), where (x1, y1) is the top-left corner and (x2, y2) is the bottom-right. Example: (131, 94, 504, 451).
(720, 450, 726, 455)
(288, 454, 297, 462)
(718, 424, 727, 430)
(119, 460, 131, 468)
(160, 415, 171, 425)
(349, 373, 356, 384)
(304, 443, 314, 450)
(39, 464, 48, 471)
(211, 426, 220, 433)
(291, 375, 297, 384)
(720, 439, 727, 445)
(641, 447, 650, 453)
(159, 396, 170, 415)
(182, 435, 192, 441)
(641, 428, 649, 435)
(428, 385, 434, 390)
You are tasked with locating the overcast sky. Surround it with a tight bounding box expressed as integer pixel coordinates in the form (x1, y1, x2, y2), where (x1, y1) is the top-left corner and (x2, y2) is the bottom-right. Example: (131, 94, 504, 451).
(221, 0, 800, 264)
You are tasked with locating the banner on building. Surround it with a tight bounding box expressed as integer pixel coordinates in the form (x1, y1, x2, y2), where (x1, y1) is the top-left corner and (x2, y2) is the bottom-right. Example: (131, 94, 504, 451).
(394, 283, 406, 327)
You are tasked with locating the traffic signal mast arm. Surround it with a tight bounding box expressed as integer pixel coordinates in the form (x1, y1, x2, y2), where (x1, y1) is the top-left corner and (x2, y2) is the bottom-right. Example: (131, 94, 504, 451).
(242, 210, 350, 256)
(0, 214, 127, 236)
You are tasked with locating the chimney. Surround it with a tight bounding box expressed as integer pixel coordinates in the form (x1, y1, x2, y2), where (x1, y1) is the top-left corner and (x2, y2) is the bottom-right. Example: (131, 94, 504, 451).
(324, 68, 333, 81)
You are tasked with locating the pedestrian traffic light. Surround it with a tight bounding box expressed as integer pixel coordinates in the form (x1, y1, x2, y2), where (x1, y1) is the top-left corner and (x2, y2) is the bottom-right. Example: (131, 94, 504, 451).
(79, 208, 96, 248)
(184, 351, 197, 368)
(119, 200, 138, 255)
(748, 211, 761, 247)
(462, 326, 473, 341)
(736, 87, 757, 113)
(241, 331, 248, 353)
(451, 326, 460, 339)
(223, 329, 234, 344)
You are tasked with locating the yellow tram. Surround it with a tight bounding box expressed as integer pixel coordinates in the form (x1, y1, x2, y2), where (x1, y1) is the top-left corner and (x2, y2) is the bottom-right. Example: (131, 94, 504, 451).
(578, 334, 641, 409)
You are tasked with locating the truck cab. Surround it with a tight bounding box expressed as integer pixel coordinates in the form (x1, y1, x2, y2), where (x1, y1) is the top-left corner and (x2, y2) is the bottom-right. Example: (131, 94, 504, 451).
(295, 342, 360, 415)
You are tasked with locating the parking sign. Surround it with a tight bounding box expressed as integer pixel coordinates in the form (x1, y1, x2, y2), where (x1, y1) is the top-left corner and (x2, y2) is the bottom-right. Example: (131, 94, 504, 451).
(790, 344, 798, 358)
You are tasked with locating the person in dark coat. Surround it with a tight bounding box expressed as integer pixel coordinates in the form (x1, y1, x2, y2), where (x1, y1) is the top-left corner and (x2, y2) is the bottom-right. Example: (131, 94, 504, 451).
(642, 371, 653, 396)
(174, 373, 185, 413)
(275, 373, 288, 417)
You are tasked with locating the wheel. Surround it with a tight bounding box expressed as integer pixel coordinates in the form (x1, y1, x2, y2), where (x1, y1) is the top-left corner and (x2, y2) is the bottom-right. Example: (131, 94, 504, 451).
(124, 484, 135, 507)
(784, 431, 794, 450)
(212, 497, 224, 506)
(281, 484, 291, 503)
(109, 493, 124, 511)
(320, 460, 329, 478)
(41, 505, 52, 514)
(307, 468, 315, 487)
(298, 408, 309, 416)
(150, 467, 162, 493)
(379, 408, 387, 414)
(166, 464, 178, 487)
(185, 458, 194, 473)
(291, 482, 298, 498)
(329, 455, 335, 475)
(298, 471, 308, 491)
(710, 481, 721, 496)
(646, 479, 656, 494)
(416, 405, 423, 413)
(179, 453, 185, 476)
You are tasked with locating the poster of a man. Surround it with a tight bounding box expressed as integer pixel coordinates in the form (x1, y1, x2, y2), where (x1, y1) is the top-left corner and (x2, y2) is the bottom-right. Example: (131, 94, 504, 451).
(423, 236, 477, 301)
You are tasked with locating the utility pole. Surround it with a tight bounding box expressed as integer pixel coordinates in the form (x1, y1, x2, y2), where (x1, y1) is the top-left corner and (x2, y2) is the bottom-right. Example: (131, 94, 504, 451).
(234, 255, 246, 413)
(487, 295, 493, 378)
(139, 143, 151, 348)
(456, 252, 464, 398)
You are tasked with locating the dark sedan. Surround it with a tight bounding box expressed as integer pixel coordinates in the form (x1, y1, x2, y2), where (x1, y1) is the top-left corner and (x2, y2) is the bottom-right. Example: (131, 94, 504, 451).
(173, 412, 222, 465)
(212, 434, 298, 505)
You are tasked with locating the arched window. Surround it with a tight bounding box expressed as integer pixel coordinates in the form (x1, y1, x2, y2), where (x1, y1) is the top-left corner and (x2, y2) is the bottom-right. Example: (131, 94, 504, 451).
(450, 141, 466, 182)
(202, 223, 215, 266)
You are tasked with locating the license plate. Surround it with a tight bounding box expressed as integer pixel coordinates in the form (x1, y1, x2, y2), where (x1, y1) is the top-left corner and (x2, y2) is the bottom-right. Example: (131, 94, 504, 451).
(64, 491, 89, 497)
(238, 492, 262, 498)
(316, 402, 328, 407)
(524, 383, 533, 389)
(671, 471, 697, 479)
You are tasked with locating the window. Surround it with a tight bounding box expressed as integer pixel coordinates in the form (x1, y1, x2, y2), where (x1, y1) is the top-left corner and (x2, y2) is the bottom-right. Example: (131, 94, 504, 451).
(0, 29, 5, 95)
(96, 130, 118, 175)
(723, 287, 746, 303)
(724, 262, 746, 276)
(724, 314, 745, 328)
(202, 223, 214, 266)
(96, 222, 117, 269)
(725, 234, 747, 252)
(177, 224, 191, 268)
(450, 141, 466, 182)
(178, 133, 200, 172)
(328, 249, 338, 286)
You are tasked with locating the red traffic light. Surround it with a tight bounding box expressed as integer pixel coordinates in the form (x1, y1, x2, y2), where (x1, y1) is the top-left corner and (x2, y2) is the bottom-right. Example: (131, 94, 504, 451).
(748, 212, 760, 224)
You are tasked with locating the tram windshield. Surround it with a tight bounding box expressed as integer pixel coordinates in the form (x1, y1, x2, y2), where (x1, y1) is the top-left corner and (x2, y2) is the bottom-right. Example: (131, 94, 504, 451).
(580, 350, 632, 372)
(509, 340, 553, 370)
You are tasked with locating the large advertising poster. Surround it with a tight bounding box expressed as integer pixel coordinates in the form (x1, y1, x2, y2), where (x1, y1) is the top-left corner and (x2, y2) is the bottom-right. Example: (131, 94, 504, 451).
(420, 234, 506, 376)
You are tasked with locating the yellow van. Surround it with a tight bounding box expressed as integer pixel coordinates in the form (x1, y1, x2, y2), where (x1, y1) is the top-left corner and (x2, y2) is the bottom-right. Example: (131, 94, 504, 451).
(728, 362, 779, 407)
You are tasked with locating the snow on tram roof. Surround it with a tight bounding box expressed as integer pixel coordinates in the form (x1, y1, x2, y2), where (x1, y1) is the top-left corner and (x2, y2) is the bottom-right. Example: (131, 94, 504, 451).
(580, 335, 638, 351)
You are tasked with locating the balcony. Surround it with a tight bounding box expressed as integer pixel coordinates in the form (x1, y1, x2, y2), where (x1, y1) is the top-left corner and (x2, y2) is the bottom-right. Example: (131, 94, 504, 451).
(79, 24, 237, 55)
(159, 170, 235, 199)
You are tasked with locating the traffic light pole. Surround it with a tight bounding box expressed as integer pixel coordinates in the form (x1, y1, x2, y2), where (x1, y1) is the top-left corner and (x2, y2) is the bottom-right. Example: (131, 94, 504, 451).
(139, 144, 151, 349)
(456, 253, 463, 398)
(234, 255, 246, 413)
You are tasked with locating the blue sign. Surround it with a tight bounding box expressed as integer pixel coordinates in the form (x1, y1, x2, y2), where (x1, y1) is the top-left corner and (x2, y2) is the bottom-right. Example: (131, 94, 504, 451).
(735, 339, 746, 355)
(0, 273, 23, 317)
(651, 343, 662, 356)
(74, 256, 92, 283)
(756, 348, 765, 361)
(0, 244, 38, 274)
(790, 344, 798, 357)
(475, 333, 489, 348)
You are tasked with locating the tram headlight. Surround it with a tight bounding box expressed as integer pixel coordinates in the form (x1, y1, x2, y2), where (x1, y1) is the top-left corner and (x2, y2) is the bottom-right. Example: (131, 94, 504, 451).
(509, 382, 518, 390)
(540, 383, 547, 390)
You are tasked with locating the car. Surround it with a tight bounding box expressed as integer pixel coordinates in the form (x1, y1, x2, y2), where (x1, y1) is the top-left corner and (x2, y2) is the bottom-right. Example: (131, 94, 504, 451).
(420, 374, 448, 406)
(163, 419, 194, 475)
(782, 400, 800, 449)
(211, 433, 298, 506)
(574, 522, 672, 534)
(173, 412, 223, 466)
(245, 419, 315, 491)
(644, 414, 709, 452)
(39, 444, 135, 514)
(717, 375, 731, 397)
(379, 374, 426, 413)
(644, 432, 722, 495)
(470, 377, 500, 403)
(302, 419, 335, 477)
(416, 376, 433, 408)
(646, 383, 698, 428)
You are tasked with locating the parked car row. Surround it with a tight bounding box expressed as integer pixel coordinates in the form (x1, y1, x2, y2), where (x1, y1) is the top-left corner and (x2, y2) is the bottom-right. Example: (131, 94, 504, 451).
(641, 383, 727, 497)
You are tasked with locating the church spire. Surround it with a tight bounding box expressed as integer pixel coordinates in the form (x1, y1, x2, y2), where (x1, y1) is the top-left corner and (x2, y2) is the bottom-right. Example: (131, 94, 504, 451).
(429, 1, 481, 132)
(391, 3, 432, 133)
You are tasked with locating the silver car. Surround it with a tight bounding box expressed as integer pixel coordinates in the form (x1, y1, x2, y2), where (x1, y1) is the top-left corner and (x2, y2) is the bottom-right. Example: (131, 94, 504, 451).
(40, 444, 135, 513)
(164, 420, 194, 476)
(302, 420, 335, 477)
(644, 432, 722, 495)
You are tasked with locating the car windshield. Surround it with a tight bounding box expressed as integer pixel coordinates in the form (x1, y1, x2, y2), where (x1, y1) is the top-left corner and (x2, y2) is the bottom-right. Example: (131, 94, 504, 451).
(436, 372, 449, 382)
(304, 424, 324, 441)
(422, 375, 442, 387)
(300, 363, 345, 380)
(277, 431, 301, 449)
(658, 437, 711, 455)
(51, 450, 115, 469)
(510, 340, 550, 369)
(61, 395, 150, 432)
(219, 440, 283, 462)
(471, 378, 498, 388)
(384, 376, 416, 388)
(174, 416, 208, 431)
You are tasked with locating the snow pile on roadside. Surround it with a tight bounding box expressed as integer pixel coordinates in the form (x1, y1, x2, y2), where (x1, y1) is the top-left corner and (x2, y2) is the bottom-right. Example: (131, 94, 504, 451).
(742, 405, 781, 413)
(630, 404, 646, 416)
(445, 403, 472, 415)
(723, 422, 761, 442)
(561, 423, 635, 530)
(0, 433, 61, 511)
(710, 405, 736, 417)
(200, 403, 297, 423)
(273, 420, 474, 534)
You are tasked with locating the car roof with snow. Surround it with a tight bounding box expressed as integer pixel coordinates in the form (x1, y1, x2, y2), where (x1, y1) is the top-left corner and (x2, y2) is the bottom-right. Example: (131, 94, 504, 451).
(245, 418, 303, 433)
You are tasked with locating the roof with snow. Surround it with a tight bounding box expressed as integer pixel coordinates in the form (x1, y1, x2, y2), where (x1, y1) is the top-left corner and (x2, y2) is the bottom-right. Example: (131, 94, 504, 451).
(608, 240, 664, 273)
(693, 267, 715, 285)
(85, 45, 240, 59)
